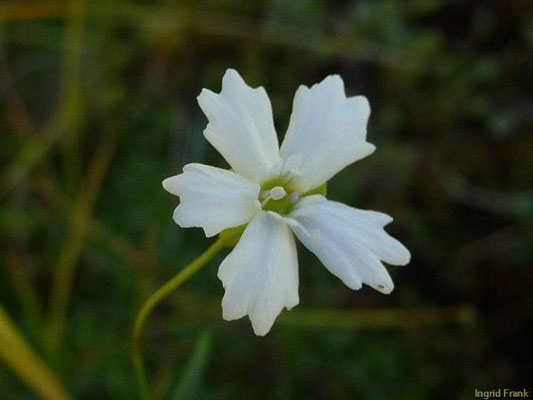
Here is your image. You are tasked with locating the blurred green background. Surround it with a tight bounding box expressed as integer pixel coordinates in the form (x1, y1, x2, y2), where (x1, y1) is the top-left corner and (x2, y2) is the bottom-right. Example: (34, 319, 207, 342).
(1, 0, 532, 399)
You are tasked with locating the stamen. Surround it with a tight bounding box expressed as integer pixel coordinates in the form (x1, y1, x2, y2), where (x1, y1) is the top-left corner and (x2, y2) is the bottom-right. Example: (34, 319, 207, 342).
(261, 195, 272, 208)
(289, 192, 300, 204)
(270, 186, 286, 200)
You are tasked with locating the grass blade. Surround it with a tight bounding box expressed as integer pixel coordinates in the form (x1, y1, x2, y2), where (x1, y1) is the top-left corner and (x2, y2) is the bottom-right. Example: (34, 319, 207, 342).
(0, 305, 72, 400)
(167, 331, 212, 400)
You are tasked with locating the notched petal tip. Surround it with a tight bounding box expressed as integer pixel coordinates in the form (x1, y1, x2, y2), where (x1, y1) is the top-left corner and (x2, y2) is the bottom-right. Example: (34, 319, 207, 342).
(375, 283, 394, 295)
(217, 212, 299, 337)
(223, 68, 240, 79)
(196, 69, 280, 183)
(326, 73, 342, 80)
(289, 196, 408, 297)
(293, 84, 310, 98)
(338, 276, 363, 292)
(162, 175, 183, 195)
(371, 268, 395, 294)
(197, 87, 211, 97)
(280, 74, 375, 191)
(162, 177, 171, 191)
(221, 300, 244, 322)
(201, 227, 219, 238)
(396, 246, 411, 266)
(223, 68, 267, 94)
(319, 74, 344, 90)
(251, 323, 271, 337)
(196, 88, 215, 108)
(171, 205, 185, 227)
(349, 94, 371, 113)
(171, 205, 189, 227)
(355, 142, 376, 161)
(248, 312, 277, 336)
(365, 142, 376, 154)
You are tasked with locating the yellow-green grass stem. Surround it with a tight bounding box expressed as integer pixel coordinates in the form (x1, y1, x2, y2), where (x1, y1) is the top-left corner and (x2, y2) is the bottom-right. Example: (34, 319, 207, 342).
(0, 306, 72, 400)
(132, 238, 226, 400)
(45, 134, 117, 359)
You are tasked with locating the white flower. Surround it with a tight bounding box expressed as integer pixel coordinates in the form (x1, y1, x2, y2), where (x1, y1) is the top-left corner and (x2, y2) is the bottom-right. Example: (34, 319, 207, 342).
(163, 69, 411, 336)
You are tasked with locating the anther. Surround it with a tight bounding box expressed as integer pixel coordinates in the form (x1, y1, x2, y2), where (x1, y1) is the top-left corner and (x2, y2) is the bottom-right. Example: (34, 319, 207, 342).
(289, 192, 300, 204)
(270, 186, 286, 201)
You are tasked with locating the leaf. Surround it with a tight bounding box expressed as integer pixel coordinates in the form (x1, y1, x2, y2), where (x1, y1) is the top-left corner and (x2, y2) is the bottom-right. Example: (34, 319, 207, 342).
(167, 330, 213, 400)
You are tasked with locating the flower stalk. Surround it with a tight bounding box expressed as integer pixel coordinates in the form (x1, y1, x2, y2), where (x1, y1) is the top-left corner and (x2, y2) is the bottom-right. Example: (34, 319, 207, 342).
(131, 238, 225, 400)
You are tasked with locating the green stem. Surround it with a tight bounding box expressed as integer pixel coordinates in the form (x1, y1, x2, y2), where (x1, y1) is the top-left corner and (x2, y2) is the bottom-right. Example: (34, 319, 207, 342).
(131, 238, 225, 400)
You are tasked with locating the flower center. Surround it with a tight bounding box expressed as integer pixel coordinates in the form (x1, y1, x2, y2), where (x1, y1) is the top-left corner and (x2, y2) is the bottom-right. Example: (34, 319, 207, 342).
(260, 185, 299, 215)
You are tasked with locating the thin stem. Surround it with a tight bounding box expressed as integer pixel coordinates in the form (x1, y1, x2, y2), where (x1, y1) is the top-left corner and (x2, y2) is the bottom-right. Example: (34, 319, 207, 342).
(131, 238, 225, 400)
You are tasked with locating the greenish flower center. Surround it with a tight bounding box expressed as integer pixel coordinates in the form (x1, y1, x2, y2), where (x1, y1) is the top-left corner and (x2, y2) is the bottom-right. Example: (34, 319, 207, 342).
(259, 176, 296, 215)
(258, 178, 327, 216)
(218, 181, 327, 246)
(260, 185, 296, 214)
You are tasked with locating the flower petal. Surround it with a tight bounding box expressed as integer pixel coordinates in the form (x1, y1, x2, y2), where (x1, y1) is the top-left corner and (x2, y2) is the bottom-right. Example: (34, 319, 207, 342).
(289, 195, 410, 294)
(162, 163, 260, 237)
(197, 69, 280, 183)
(280, 75, 375, 192)
(218, 211, 299, 336)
